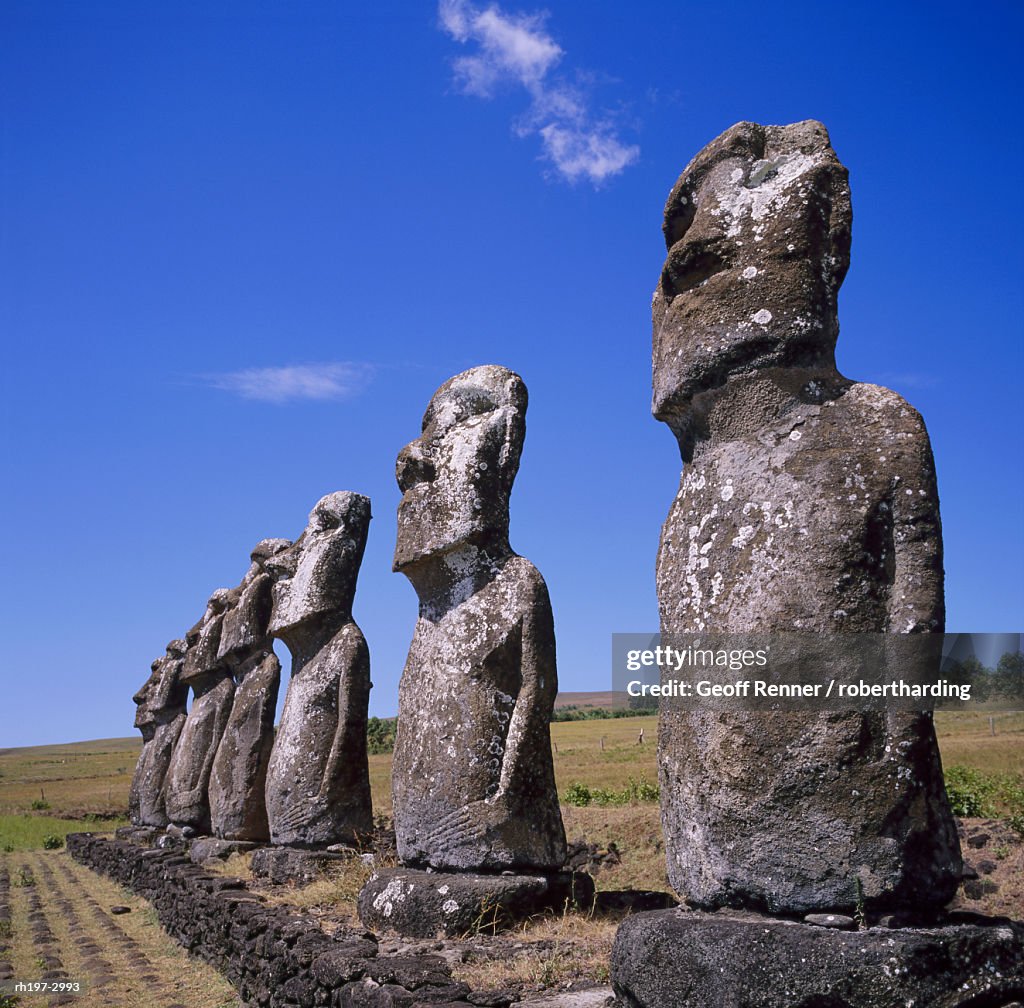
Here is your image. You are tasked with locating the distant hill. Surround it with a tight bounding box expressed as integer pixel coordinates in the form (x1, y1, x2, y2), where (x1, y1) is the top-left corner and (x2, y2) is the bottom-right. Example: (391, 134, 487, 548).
(0, 737, 138, 758)
(554, 691, 623, 710)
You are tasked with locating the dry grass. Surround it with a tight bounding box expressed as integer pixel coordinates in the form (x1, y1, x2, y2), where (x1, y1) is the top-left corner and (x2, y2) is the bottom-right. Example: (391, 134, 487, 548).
(934, 710, 1024, 776)
(562, 804, 668, 893)
(250, 853, 394, 929)
(0, 738, 139, 818)
(2, 708, 1014, 823)
(3, 850, 239, 1007)
(450, 908, 618, 992)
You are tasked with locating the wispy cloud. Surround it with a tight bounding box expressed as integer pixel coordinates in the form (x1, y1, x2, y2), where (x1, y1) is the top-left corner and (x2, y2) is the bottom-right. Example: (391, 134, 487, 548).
(204, 362, 373, 403)
(438, 0, 639, 185)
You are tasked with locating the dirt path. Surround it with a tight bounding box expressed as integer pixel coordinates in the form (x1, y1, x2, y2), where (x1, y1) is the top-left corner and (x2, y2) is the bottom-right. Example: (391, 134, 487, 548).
(1, 851, 239, 1008)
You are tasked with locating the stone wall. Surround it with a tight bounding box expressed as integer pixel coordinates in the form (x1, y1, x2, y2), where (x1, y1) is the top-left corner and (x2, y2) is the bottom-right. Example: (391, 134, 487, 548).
(66, 833, 492, 1008)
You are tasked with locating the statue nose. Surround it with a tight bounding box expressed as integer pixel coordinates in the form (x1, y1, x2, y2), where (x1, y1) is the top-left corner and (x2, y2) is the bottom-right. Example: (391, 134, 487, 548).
(265, 548, 298, 579)
(396, 441, 436, 492)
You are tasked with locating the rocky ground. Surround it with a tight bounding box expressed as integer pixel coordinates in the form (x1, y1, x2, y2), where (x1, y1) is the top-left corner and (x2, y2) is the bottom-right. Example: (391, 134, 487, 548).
(954, 817, 1024, 919)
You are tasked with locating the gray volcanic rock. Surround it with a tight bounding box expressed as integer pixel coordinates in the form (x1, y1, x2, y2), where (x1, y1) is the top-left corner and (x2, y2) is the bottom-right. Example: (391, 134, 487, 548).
(250, 847, 353, 885)
(188, 837, 257, 864)
(391, 366, 566, 872)
(164, 590, 237, 831)
(208, 538, 291, 842)
(264, 492, 373, 847)
(129, 639, 189, 828)
(652, 120, 960, 913)
(357, 867, 594, 938)
(611, 908, 1024, 1008)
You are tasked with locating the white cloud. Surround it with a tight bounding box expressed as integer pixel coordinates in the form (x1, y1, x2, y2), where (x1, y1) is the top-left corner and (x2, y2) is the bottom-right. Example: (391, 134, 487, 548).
(438, 0, 638, 185)
(205, 362, 373, 403)
(539, 123, 639, 184)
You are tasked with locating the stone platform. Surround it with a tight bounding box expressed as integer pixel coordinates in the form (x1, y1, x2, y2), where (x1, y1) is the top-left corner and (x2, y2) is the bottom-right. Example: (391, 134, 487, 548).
(358, 866, 595, 938)
(611, 907, 1024, 1008)
(249, 845, 359, 884)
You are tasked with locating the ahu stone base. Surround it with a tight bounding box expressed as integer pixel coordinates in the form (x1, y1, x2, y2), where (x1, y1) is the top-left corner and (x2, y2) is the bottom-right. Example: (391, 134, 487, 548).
(358, 867, 595, 938)
(611, 908, 1024, 1008)
(115, 825, 162, 846)
(250, 846, 358, 885)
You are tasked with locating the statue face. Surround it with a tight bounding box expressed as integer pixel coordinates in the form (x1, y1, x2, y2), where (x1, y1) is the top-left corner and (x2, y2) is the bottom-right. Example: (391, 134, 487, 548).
(652, 121, 850, 430)
(393, 366, 526, 571)
(150, 639, 188, 712)
(218, 539, 291, 661)
(181, 590, 234, 683)
(132, 661, 161, 729)
(268, 492, 370, 636)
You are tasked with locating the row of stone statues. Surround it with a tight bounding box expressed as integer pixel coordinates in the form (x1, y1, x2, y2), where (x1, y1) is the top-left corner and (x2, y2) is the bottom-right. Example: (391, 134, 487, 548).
(131, 119, 960, 899)
(130, 365, 566, 875)
(130, 495, 373, 847)
(128, 117, 1023, 1004)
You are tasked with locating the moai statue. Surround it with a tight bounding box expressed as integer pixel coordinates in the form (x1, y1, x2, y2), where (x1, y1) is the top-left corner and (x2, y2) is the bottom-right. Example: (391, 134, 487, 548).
(649, 120, 961, 915)
(264, 493, 373, 847)
(208, 538, 291, 841)
(163, 589, 237, 832)
(128, 639, 189, 827)
(390, 366, 566, 873)
(610, 119, 1024, 1008)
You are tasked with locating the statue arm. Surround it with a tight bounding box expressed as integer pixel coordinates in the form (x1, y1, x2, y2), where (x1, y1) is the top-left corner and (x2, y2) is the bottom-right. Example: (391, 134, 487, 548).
(198, 677, 235, 794)
(319, 625, 371, 801)
(495, 574, 558, 800)
(886, 426, 945, 634)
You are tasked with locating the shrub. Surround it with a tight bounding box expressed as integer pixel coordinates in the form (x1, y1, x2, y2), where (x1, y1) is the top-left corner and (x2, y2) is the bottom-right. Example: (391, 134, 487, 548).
(41, 834, 64, 850)
(562, 777, 659, 808)
(563, 782, 593, 807)
(943, 766, 997, 817)
(29, 799, 50, 811)
(366, 716, 397, 755)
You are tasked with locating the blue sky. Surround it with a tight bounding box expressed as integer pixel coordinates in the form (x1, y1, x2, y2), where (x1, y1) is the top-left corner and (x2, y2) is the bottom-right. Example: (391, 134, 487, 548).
(2, 1, 1021, 748)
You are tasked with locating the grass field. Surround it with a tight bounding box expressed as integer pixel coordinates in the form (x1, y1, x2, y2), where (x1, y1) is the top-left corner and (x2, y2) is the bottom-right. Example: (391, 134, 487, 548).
(0, 706, 1019, 1001)
(1, 709, 1021, 848)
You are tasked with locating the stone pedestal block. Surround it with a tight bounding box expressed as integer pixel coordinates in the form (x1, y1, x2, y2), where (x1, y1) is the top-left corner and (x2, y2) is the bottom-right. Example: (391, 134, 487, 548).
(250, 846, 353, 885)
(611, 908, 1024, 1008)
(357, 867, 594, 938)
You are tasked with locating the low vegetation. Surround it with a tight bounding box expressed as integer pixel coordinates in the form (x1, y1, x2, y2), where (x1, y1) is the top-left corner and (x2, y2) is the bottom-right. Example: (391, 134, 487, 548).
(1, 849, 240, 1006)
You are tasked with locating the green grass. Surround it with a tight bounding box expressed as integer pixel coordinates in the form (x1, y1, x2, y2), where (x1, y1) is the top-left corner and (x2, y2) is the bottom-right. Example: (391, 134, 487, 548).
(0, 701, 1018, 848)
(0, 813, 129, 852)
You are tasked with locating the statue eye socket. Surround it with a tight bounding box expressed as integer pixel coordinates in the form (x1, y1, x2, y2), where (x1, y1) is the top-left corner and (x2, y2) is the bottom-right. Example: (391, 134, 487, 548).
(313, 511, 341, 532)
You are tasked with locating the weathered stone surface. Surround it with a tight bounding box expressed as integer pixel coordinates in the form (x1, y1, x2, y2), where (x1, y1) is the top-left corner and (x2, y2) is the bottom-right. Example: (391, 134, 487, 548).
(115, 825, 161, 846)
(209, 537, 291, 841)
(250, 847, 351, 885)
(651, 120, 960, 913)
(129, 639, 189, 828)
(164, 590, 237, 831)
(518, 992, 614, 1008)
(391, 366, 565, 872)
(188, 837, 258, 865)
(264, 493, 373, 847)
(611, 908, 1024, 1008)
(803, 912, 855, 929)
(357, 867, 594, 938)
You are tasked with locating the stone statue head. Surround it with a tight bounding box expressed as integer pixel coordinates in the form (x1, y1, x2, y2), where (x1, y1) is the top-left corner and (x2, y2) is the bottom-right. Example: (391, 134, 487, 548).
(268, 492, 371, 640)
(393, 365, 527, 571)
(133, 638, 188, 729)
(152, 638, 188, 712)
(181, 589, 235, 684)
(132, 660, 161, 731)
(652, 120, 852, 439)
(218, 538, 292, 663)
